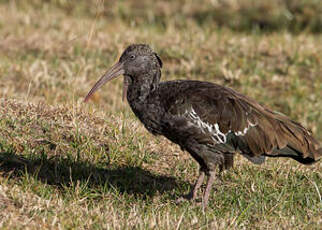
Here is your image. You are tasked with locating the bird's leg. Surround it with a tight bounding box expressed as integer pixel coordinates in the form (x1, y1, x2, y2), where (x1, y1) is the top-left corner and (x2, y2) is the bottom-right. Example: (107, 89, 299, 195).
(189, 170, 205, 200)
(176, 170, 205, 203)
(202, 171, 216, 208)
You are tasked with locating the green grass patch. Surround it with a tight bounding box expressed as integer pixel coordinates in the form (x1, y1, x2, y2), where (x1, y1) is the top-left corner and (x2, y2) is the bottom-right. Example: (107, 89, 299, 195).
(0, 1, 321, 229)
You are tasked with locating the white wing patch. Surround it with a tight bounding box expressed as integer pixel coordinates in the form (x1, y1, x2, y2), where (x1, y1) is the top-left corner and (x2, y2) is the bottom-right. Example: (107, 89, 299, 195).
(185, 107, 257, 144)
(234, 120, 257, 136)
(185, 107, 228, 144)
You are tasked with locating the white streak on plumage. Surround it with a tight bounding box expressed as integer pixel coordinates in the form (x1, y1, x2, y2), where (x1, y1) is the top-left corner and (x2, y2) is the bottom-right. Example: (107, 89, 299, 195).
(234, 120, 257, 136)
(184, 107, 257, 144)
(185, 108, 227, 144)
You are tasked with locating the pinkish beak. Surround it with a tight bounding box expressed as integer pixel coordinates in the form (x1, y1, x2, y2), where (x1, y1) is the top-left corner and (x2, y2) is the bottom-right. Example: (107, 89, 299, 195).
(84, 62, 125, 102)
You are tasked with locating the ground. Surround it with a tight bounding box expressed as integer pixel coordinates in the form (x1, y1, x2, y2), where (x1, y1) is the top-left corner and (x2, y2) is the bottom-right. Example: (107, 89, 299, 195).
(0, 0, 321, 229)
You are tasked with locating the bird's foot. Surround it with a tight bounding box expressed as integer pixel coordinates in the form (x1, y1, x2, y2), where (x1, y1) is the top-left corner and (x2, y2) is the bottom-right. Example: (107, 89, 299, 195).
(175, 170, 206, 205)
(180, 198, 208, 210)
(175, 193, 194, 204)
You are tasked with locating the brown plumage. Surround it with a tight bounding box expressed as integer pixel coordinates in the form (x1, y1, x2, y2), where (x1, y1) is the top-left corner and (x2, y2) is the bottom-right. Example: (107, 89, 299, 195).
(84, 44, 321, 207)
(161, 81, 321, 164)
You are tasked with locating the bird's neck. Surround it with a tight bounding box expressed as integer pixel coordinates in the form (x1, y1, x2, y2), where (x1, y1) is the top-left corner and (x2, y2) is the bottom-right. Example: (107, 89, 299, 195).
(126, 69, 161, 103)
(125, 70, 163, 135)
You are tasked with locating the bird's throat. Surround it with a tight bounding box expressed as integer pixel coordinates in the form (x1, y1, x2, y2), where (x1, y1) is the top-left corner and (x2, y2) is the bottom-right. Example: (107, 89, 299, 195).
(125, 71, 160, 104)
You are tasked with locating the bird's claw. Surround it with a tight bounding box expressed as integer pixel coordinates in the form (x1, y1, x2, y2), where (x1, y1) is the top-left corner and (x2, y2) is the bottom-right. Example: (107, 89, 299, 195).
(176, 197, 208, 210)
(175, 197, 187, 204)
(175, 192, 195, 204)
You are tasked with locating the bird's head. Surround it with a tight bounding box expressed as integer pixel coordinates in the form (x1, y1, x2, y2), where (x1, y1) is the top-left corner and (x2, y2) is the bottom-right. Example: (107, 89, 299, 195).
(84, 44, 162, 102)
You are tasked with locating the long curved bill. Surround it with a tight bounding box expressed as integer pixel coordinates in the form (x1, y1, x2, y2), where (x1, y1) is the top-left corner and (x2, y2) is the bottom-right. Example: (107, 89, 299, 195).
(84, 62, 124, 102)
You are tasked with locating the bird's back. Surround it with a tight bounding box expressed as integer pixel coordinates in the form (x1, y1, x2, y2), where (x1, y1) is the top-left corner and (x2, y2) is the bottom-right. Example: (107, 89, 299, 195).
(155, 80, 321, 164)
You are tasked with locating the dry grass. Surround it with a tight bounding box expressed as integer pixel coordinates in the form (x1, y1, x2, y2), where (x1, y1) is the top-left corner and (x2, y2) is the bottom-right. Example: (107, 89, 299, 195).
(0, 0, 321, 229)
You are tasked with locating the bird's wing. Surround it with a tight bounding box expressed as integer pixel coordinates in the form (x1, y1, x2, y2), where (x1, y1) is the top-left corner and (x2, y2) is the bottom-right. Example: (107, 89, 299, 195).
(161, 81, 320, 163)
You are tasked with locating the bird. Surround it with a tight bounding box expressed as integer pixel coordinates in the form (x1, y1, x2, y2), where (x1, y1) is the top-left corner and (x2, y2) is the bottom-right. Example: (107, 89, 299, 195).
(84, 44, 321, 207)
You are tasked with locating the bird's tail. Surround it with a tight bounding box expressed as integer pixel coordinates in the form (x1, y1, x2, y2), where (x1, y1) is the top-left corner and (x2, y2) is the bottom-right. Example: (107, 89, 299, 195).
(267, 119, 321, 165)
(267, 146, 321, 165)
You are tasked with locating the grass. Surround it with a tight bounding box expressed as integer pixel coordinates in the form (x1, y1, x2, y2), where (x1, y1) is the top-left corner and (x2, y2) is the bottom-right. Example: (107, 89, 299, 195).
(0, 0, 321, 229)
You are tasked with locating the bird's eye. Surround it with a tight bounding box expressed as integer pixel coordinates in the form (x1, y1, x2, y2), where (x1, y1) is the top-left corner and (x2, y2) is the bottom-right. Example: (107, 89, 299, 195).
(130, 55, 135, 60)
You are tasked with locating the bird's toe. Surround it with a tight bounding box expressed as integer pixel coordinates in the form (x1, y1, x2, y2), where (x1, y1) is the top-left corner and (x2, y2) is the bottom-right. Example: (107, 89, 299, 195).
(175, 194, 193, 204)
(175, 197, 187, 204)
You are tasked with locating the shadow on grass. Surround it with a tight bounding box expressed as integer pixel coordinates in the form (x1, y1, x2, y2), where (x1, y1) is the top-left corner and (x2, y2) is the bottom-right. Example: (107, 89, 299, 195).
(0, 149, 187, 199)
